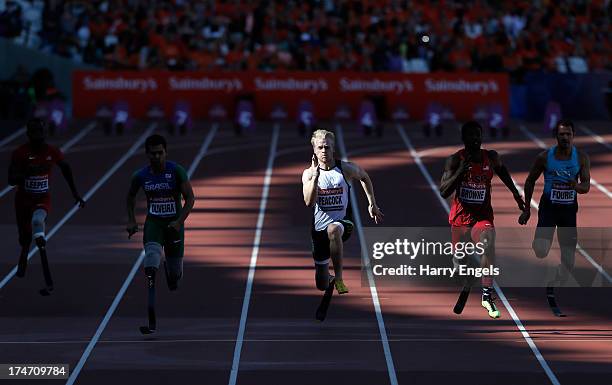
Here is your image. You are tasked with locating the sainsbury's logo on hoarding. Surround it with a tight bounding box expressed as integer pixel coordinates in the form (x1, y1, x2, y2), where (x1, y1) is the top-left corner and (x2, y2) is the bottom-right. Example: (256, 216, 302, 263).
(425, 79, 499, 95)
(73, 70, 508, 121)
(339, 78, 414, 94)
(83, 76, 158, 92)
(168, 77, 243, 92)
(254, 77, 328, 93)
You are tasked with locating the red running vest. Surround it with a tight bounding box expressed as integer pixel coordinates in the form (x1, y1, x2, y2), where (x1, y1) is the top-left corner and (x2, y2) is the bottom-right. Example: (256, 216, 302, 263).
(449, 149, 494, 226)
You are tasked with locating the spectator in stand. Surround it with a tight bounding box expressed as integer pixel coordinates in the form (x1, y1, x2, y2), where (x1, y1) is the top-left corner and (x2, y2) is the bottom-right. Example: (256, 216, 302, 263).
(1, 0, 610, 77)
(0, 1, 23, 39)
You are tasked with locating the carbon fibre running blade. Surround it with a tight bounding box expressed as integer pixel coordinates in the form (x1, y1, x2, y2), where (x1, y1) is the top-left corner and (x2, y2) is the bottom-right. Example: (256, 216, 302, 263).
(453, 286, 471, 314)
(546, 287, 566, 317)
(316, 278, 335, 321)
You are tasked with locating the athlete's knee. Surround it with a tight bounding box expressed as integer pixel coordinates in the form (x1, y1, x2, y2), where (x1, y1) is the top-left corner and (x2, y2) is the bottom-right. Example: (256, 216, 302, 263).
(144, 243, 163, 269)
(315, 261, 330, 291)
(472, 222, 494, 245)
(479, 229, 495, 246)
(31, 209, 47, 240)
(31, 216, 44, 230)
(532, 238, 551, 259)
(478, 230, 495, 257)
(327, 223, 343, 240)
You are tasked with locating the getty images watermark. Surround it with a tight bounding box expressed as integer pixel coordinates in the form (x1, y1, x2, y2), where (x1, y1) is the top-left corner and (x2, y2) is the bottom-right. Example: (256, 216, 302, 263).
(361, 227, 611, 287)
(370, 237, 499, 279)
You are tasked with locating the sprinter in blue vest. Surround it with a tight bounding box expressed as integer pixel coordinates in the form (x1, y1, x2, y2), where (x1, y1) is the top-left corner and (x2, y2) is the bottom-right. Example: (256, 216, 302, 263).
(518, 120, 591, 315)
(126, 134, 195, 333)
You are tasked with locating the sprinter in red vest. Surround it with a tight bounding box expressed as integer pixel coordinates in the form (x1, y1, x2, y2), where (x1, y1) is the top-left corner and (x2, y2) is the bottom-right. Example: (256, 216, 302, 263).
(8, 118, 85, 295)
(440, 121, 525, 318)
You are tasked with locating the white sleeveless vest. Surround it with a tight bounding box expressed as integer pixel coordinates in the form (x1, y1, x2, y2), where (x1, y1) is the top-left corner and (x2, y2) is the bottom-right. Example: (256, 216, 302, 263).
(313, 164, 350, 231)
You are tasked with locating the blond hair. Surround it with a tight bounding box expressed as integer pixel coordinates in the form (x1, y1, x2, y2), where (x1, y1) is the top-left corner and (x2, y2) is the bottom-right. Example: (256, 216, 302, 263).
(310, 129, 335, 147)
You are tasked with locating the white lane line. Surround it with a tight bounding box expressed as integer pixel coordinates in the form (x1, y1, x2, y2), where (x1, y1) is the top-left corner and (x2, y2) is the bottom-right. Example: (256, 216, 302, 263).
(65, 123, 218, 385)
(336, 124, 399, 385)
(578, 125, 612, 151)
(0, 122, 96, 199)
(228, 124, 279, 385)
(0, 127, 26, 148)
(397, 124, 561, 385)
(187, 125, 219, 176)
(0, 124, 156, 291)
(1, 337, 608, 345)
(396, 127, 451, 212)
(518, 124, 612, 282)
(59, 122, 97, 153)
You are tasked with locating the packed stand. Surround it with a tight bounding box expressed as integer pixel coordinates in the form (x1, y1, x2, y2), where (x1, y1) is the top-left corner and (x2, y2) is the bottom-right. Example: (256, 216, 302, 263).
(1, 0, 610, 78)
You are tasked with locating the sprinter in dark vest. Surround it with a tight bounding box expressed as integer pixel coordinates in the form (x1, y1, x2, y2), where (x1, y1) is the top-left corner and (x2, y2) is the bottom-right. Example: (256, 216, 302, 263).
(519, 119, 591, 316)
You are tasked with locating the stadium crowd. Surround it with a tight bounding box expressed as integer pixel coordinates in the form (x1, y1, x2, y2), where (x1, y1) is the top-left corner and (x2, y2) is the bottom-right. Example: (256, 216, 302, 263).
(1, 0, 610, 78)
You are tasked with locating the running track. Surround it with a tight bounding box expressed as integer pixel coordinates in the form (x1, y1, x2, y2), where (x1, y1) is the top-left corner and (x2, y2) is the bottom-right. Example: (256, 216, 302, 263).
(0, 119, 609, 385)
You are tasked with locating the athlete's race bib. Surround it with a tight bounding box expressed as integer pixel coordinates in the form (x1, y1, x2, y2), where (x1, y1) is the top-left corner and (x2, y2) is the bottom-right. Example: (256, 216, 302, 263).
(550, 183, 575, 204)
(459, 184, 486, 203)
(24, 176, 49, 193)
(149, 197, 177, 216)
(317, 187, 344, 212)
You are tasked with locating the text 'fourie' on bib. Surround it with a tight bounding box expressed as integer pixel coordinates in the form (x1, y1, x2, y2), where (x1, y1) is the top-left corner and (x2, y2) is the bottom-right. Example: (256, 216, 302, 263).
(459, 183, 486, 203)
(318, 187, 344, 211)
(550, 182, 575, 204)
(24, 176, 49, 193)
(149, 197, 177, 216)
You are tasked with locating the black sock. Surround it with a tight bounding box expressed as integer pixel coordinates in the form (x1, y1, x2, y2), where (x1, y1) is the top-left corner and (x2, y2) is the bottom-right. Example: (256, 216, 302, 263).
(482, 286, 492, 300)
(38, 247, 53, 288)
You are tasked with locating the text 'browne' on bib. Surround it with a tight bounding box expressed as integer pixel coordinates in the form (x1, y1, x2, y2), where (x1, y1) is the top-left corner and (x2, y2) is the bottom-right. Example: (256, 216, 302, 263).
(459, 184, 486, 203)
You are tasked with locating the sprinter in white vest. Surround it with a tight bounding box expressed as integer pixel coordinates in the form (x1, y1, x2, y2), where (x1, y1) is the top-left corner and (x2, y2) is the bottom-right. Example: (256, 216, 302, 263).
(302, 129, 384, 295)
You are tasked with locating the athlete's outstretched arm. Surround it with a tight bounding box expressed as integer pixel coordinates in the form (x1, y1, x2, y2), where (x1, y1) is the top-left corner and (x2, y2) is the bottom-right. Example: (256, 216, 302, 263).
(57, 160, 85, 207)
(126, 175, 141, 238)
(439, 153, 467, 198)
(302, 155, 319, 207)
(489, 150, 524, 211)
(572, 151, 590, 194)
(175, 180, 195, 224)
(344, 161, 384, 224)
(519, 151, 546, 225)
